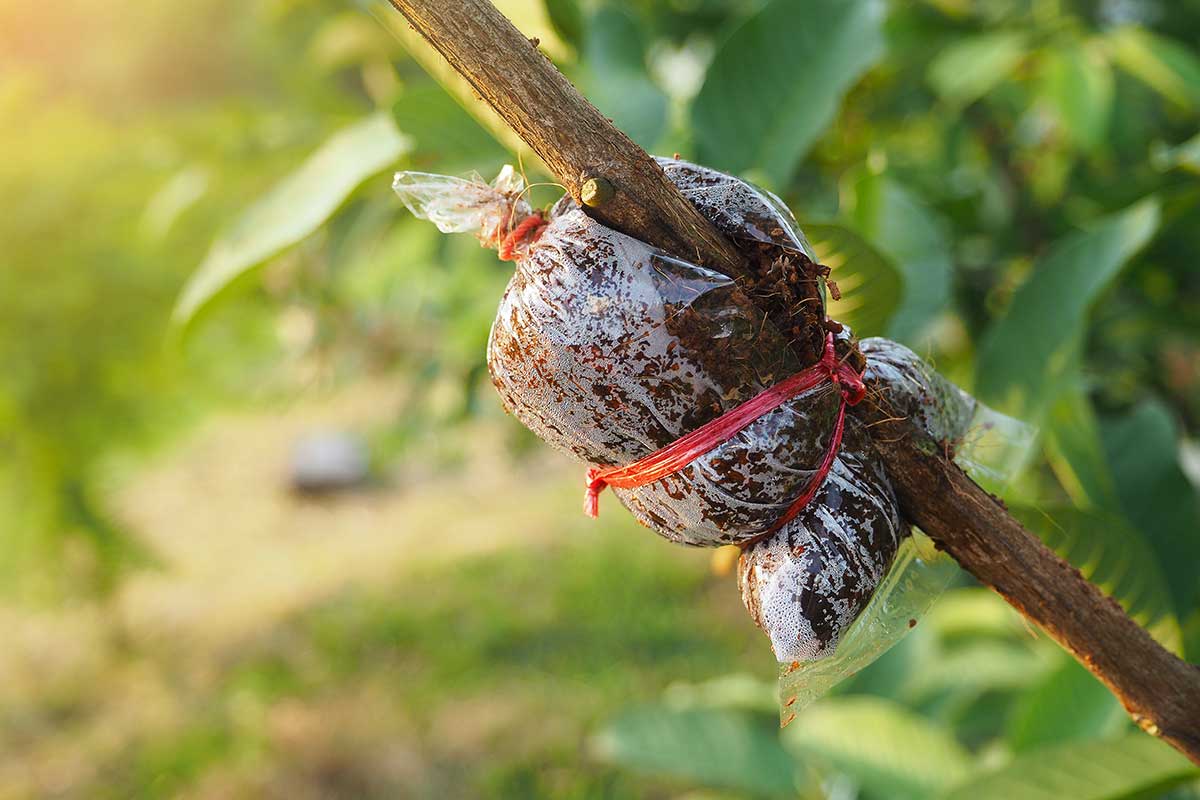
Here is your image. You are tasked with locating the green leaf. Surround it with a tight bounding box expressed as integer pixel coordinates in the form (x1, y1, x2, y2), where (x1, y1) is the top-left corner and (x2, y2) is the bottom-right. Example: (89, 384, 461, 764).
(1013, 505, 1183, 654)
(939, 733, 1199, 800)
(661, 673, 778, 714)
(1043, 379, 1119, 508)
(309, 11, 396, 71)
(592, 706, 799, 796)
(1039, 42, 1114, 151)
(1186, 611, 1200, 664)
(928, 31, 1028, 106)
(391, 84, 507, 172)
(923, 588, 1026, 642)
(975, 197, 1160, 420)
(542, 0, 583, 50)
(692, 0, 884, 186)
(841, 170, 952, 345)
(1153, 131, 1200, 175)
(578, 6, 667, 149)
(904, 641, 1051, 700)
(1102, 402, 1200, 626)
(1038, 385, 1192, 654)
(805, 222, 903, 338)
(784, 697, 971, 800)
(1006, 656, 1124, 753)
(140, 166, 210, 241)
(173, 112, 409, 327)
(1107, 26, 1200, 108)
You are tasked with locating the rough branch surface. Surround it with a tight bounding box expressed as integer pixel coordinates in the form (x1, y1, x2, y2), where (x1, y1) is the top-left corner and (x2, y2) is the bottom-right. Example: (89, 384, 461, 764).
(387, 0, 1200, 764)
(386, 0, 749, 282)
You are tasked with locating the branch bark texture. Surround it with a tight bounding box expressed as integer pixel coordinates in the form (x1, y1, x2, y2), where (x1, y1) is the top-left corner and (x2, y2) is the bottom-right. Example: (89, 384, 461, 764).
(386, 0, 1200, 764)
(386, 0, 749, 282)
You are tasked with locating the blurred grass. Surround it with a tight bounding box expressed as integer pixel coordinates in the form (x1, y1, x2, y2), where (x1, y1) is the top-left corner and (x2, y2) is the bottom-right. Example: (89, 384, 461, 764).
(0, 383, 769, 799)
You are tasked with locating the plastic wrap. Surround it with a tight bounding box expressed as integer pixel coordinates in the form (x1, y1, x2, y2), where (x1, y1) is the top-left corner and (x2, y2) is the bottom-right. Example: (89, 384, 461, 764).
(735, 338, 990, 667)
(737, 415, 903, 662)
(777, 532, 957, 724)
(393, 166, 531, 246)
(475, 161, 854, 547)
(655, 158, 818, 263)
(393, 160, 1027, 711)
(860, 337, 976, 442)
(861, 336, 1036, 489)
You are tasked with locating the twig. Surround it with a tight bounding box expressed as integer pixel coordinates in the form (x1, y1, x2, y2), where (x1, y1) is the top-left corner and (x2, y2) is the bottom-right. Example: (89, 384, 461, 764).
(384, 0, 1200, 763)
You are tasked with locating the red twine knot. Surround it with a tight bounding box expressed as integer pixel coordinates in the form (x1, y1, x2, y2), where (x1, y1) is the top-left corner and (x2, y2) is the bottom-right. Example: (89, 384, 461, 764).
(826, 335, 866, 407)
(584, 467, 604, 518)
(498, 211, 547, 261)
(583, 332, 867, 536)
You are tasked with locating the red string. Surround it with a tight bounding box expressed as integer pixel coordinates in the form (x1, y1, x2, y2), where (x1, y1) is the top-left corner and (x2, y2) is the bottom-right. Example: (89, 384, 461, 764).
(584, 333, 866, 542)
(498, 212, 547, 261)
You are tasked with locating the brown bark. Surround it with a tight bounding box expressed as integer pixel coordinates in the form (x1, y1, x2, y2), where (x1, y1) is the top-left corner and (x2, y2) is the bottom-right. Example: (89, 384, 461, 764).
(384, 0, 1200, 764)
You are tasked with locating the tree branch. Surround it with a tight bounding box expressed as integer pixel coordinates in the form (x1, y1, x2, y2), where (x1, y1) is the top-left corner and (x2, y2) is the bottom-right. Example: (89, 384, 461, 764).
(385, 0, 749, 282)
(385, 0, 1200, 764)
(861, 405, 1200, 762)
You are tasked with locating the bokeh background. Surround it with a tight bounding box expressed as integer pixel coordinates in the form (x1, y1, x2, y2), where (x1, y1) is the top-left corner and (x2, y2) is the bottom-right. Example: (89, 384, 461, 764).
(2, 0, 1199, 797)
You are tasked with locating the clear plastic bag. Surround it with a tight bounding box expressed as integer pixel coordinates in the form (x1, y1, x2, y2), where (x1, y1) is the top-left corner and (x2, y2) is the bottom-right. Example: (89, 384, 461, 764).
(956, 403, 1038, 493)
(860, 336, 1036, 491)
(393, 165, 530, 246)
(480, 165, 848, 548)
(777, 531, 956, 724)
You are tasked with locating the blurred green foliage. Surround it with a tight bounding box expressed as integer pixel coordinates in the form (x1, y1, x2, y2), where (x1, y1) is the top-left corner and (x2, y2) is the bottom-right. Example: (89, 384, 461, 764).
(2, 0, 1200, 795)
(0, 0, 379, 593)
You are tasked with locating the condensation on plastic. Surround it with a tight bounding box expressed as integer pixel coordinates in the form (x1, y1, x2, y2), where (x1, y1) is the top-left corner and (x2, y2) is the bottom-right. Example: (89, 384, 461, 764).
(654, 158, 818, 262)
(777, 531, 957, 725)
(737, 414, 903, 663)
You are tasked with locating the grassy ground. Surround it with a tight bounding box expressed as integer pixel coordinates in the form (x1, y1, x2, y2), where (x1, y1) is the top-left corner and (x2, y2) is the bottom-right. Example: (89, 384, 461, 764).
(0, 381, 773, 799)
